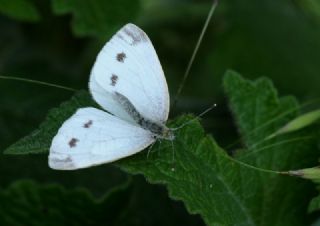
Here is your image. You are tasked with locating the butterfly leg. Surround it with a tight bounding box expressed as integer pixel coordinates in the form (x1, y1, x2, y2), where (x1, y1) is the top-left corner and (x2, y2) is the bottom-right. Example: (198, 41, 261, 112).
(146, 141, 156, 160)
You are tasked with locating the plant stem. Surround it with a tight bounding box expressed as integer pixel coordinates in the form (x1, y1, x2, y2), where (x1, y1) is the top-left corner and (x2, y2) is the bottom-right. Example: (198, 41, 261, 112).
(225, 154, 282, 175)
(173, 0, 219, 108)
(0, 75, 76, 92)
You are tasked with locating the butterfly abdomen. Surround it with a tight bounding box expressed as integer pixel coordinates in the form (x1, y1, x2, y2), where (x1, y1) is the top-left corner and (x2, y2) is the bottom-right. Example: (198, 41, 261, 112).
(138, 118, 165, 136)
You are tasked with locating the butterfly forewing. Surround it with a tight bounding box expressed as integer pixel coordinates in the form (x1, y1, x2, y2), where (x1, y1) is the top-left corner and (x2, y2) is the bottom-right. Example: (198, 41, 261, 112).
(89, 23, 170, 123)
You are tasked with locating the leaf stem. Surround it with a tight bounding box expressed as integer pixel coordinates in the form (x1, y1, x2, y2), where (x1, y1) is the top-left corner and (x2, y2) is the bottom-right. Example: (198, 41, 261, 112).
(0, 75, 76, 92)
(225, 154, 282, 175)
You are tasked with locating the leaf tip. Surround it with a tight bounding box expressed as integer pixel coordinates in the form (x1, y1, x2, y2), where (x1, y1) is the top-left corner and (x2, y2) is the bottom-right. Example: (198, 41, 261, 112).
(286, 167, 320, 182)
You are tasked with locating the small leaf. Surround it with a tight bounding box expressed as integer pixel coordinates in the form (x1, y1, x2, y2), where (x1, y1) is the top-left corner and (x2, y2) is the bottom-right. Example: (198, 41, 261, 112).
(0, 0, 40, 22)
(287, 167, 320, 183)
(51, 0, 141, 38)
(266, 109, 320, 139)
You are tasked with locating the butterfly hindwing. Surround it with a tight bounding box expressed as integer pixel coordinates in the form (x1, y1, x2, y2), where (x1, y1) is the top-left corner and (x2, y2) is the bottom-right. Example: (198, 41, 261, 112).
(89, 23, 170, 124)
(49, 107, 155, 170)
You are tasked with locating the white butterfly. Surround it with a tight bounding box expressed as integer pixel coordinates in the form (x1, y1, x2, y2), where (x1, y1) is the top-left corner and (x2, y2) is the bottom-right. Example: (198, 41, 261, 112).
(49, 23, 174, 170)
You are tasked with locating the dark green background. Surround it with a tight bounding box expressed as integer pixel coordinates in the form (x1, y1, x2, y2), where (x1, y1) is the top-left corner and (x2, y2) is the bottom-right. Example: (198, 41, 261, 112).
(1, 0, 320, 225)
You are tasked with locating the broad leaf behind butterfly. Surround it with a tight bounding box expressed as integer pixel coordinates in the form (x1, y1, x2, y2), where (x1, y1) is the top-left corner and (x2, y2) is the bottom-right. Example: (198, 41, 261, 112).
(4, 73, 320, 225)
(4, 89, 261, 225)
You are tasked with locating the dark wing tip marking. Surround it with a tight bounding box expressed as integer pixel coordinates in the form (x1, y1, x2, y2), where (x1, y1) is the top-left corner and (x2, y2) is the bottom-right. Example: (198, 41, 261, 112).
(110, 74, 119, 86)
(68, 138, 79, 148)
(83, 120, 93, 128)
(116, 52, 126, 62)
(50, 156, 75, 169)
(123, 25, 148, 45)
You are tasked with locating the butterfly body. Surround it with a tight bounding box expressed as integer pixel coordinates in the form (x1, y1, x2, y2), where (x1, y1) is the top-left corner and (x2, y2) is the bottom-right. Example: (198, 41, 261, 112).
(113, 91, 174, 141)
(49, 23, 172, 170)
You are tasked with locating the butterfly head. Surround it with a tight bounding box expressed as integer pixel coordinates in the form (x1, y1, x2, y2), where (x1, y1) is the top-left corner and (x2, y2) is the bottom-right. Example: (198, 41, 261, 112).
(161, 126, 175, 141)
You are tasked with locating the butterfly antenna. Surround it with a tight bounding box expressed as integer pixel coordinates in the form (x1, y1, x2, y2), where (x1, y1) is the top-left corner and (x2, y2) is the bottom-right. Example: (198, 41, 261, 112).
(172, 103, 217, 131)
(0, 75, 76, 92)
(173, 0, 219, 108)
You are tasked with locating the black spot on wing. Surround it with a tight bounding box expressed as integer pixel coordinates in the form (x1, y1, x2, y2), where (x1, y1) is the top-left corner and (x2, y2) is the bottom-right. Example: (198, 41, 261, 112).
(110, 74, 118, 86)
(68, 138, 78, 148)
(83, 120, 93, 128)
(50, 156, 75, 169)
(116, 52, 126, 62)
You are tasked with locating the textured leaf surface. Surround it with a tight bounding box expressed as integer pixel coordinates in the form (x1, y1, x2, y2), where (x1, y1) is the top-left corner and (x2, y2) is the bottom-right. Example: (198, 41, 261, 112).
(4, 73, 320, 225)
(4, 90, 96, 154)
(0, 179, 132, 226)
(223, 71, 320, 225)
(117, 72, 320, 225)
(5, 90, 254, 225)
(0, 0, 40, 22)
(51, 0, 141, 38)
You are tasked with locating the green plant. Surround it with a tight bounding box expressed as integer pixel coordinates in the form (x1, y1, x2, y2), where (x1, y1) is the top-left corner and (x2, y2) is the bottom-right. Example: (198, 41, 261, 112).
(1, 0, 320, 225)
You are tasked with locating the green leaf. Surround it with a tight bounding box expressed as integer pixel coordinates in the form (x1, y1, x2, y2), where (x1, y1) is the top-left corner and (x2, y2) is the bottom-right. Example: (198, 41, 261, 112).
(287, 167, 320, 183)
(0, 0, 40, 22)
(51, 0, 141, 38)
(4, 72, 320, 225)
(117, 71, 319, 225)
(5, 90, 256, 224)
(223, 70, 299, 148)
(118, 118, 258, 225)
(223, 70, 320, 225)
(0, 179, 132, 226)
(4, 90, 96, 154)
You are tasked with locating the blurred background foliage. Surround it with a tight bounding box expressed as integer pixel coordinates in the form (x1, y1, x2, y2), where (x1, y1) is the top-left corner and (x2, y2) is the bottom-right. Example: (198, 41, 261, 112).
(0, 0, 320, 225)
